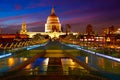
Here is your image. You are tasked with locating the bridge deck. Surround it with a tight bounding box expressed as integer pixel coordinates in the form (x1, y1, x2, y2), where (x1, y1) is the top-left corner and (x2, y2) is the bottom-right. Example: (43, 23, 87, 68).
(1, 40, 108, 80)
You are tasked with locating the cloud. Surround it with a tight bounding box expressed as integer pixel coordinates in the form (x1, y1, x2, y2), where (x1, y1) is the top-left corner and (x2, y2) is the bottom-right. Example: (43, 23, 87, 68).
(61, 13, 99, 25)
(0, 15, 30, 23)
(0, 12, 43, 25)
(1, 20, 45, 33)
(26, 21, 45, 28)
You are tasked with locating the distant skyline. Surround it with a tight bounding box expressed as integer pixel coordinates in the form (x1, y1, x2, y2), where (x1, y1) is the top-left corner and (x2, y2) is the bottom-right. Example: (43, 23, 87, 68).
(0, 0, 120, 34)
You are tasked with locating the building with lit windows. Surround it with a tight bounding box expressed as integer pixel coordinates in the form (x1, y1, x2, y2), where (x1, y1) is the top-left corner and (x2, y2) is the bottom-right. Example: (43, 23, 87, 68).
(20, 7, 77, 38)
(114, 28, 120, 34)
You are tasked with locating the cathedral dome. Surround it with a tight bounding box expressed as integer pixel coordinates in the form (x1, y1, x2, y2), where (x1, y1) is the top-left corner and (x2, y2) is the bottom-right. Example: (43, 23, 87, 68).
(46, 7, 60, 24)
(45, 7, 61, 32)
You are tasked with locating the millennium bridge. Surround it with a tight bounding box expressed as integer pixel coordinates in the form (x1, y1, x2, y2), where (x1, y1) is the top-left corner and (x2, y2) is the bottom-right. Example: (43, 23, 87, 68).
(0, 39, 120, 80)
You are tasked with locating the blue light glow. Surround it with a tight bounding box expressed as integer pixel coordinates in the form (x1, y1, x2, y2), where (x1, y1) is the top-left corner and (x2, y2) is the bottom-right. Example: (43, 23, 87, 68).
(64, 44, 120, 62)
(0, 53, 12, 59)
(27, 43, 47, 50)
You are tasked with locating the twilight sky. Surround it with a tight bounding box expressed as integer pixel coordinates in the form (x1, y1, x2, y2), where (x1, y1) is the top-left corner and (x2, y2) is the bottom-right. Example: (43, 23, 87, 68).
(0, 0, 120, 33)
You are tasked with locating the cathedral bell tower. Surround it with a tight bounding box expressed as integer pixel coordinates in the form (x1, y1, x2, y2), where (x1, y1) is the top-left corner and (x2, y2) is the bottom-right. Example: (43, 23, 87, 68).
(20, 21, 27, 34)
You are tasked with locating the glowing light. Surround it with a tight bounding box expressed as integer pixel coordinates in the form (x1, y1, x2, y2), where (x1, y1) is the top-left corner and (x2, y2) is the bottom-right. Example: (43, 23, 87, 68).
(96, 53, 120, 62)
(86, 57, 88, 64)
(64, 43, 120, 62)
(80, 39, 83, 41)
(84, 39, 87, 41)
(0, 53, 12, 59)
(27, 42, 48, 50)
(106, 37, 110, 42)
(25, 64, 31, 69)
(43, 58, 49, 65)
(91, 39, 94, 41)
(70, 59, 75, 66)
(88, 39, 91, 41)
(23, 58, 28, 61)
(8, 58, 14, 67)
(42, 58, 49, 71)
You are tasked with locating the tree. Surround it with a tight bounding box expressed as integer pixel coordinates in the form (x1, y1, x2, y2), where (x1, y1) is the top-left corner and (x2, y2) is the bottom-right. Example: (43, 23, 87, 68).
(33, 34, 45, 40)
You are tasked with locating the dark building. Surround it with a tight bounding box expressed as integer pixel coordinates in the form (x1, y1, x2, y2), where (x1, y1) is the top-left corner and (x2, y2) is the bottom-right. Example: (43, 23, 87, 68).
(86, 24, 93, 34)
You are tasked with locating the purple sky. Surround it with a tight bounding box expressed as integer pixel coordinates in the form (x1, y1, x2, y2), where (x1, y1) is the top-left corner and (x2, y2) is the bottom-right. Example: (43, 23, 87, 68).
(0, 0, 120, 33)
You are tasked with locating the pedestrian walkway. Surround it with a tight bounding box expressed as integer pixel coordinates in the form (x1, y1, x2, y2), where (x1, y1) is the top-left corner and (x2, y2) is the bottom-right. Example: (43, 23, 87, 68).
(47, 57, 63, 75)
(0, 40, 108, 80)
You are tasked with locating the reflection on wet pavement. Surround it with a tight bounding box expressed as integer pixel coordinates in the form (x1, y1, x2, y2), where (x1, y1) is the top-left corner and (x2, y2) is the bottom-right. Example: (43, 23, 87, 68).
(0, 57, 28, 72)
(23, 57, 89, 76)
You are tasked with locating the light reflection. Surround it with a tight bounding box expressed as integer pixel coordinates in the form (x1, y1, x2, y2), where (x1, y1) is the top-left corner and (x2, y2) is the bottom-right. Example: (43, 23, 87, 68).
(61, 58, 73, 74)
(113, 62, 118, 67)
(27, 42, 48, 50)
(61, 58, 75, 66)
(30, 69, 33, 75)
(85, 56, 88, 64)
(23, 58, 28, 61)
(70, 59, 75, 66)
(25, 64, 31, 69)
(98, 58, 105, 68)
(24, 58, 49, 73)
(22, 58, 28, 61)
(65, 43, 120, 62)
(43, 58, 49, 65)
(64, 43, 120, 74)
(20, 58, 28, 62)
(42, 58, 49, 72)
(61, 58, 85, 75)
(8, 58, 14, 67)
(0, 53, 12, 59)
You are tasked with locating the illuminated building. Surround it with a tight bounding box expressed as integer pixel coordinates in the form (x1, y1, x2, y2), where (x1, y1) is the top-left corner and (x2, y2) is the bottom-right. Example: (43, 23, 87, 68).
(109, 26, 114, 34)
(0, 34, 28, 43)
(114, 28, 120, 43)
(102, 28, 109, 35)
(102, 26, 115, 35)
(45, 7, 61, 32)
(20, 7, 77, 38)
(20, 21, 27, 34)
(114, 28, 120, 34)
